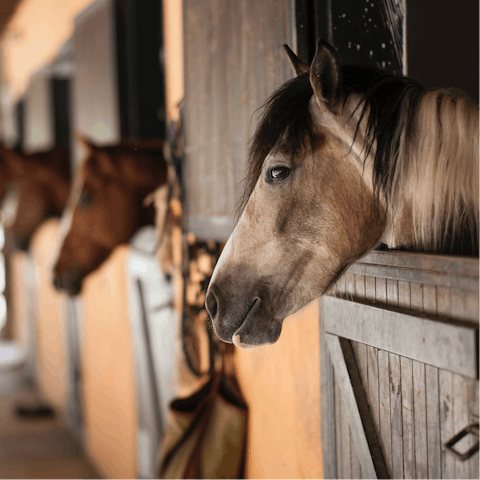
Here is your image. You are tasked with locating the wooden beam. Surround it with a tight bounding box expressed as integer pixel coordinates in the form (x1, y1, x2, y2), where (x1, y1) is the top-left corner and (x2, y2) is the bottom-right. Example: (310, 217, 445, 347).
(319, 305, 337, 479)
(322, 296, 478, 379)
(325, 334, 389, 479)
(187, 216, 234, 242)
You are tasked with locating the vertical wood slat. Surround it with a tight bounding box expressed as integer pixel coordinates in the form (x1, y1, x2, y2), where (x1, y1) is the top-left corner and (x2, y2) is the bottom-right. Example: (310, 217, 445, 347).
(401, 356, 416, 479)
(398, 280, 415, 479)
(378, 349, 392, 478)
(413, 360, 428, 478)
(341, 386, 352, 479)
(320, 298, 337, 479)
(387, 277, 403, 479)
(452, 374, 469, 479)
(425, 365, 442, 479)
(436, 286, 454, 479)
(439, 371, 455, 479)
(389, 354, 404, 479)
(335, 376, 343, 478)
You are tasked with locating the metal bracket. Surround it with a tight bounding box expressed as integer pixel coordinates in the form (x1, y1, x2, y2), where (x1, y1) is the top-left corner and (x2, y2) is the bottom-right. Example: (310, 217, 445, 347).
(444, 423, 479, 461)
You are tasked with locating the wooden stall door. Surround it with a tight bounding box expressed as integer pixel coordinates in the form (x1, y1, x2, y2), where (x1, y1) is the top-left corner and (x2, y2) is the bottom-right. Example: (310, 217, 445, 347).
(321, 251, 479, 479)
(30, 219, 69, 415)
(81, 245, 137, 479)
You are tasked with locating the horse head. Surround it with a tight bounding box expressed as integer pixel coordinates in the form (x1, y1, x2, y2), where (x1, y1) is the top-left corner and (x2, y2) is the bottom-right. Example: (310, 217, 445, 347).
(1, 146, 71, 251)
(53, 137, 167, 296)
(206, 38, 478, 348)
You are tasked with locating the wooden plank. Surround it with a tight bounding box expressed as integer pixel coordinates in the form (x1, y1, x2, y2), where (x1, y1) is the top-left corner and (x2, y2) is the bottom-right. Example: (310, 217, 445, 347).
(439, 370, 455, 479)
(345, 272, 355, 300)
(320, 300, 337, 479)
(348, 262, 478, 291)
(340, 385, 352, 479)
(187, 216, 234, 241)
(413, 361, 428, 478)
(425, 365, 442, 479)
(423, 284, 436, 314)
(452, 374, 469, 479)
(377, 349, 392, 477)
(350, 431, 362, 479)
(335, 376, 343, 478)
(367, 346, 381, 451)
(375, 277, 387, 304)
(326, 335, 388, 479)
(358, 250, 479, 279)
(401, 357, 416, 479)
(365, 276, 376, 301)
(355, 274, 366, 300)
(410, 282, 423, 311)
(389, 353, 404, 479)
(335, 273, 346, 296)
(321, 296, 478, 378)
(386, 278, 398, 306)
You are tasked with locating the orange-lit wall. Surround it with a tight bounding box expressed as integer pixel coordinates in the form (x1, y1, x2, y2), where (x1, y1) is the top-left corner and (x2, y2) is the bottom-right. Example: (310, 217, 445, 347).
(30, 219, 68, 414)
(1, 0, 93, 100)
(235, 300, 324, 479)
(81, 245, 137, 480)
(162, 0, 183, 123)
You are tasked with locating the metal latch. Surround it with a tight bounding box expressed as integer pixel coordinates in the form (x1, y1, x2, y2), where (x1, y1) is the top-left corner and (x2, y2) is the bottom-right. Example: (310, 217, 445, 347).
(444, 423, 479, 461)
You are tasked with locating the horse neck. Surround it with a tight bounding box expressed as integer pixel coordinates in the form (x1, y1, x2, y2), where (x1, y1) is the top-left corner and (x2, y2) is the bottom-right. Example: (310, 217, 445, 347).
(40, 169, 71, 216)
(385, 89, 479, 254)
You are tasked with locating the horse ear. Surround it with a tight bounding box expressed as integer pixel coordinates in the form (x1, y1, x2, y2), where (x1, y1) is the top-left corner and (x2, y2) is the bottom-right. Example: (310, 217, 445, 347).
(76, 133, 97, 153)
(3, 149, 25, 177)
(309, 38, 341, 107)
(283, 44, 309, 76)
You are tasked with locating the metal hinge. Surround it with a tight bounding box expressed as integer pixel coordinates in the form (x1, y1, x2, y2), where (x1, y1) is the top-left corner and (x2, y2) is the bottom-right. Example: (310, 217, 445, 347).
(444, 423, 479, 461)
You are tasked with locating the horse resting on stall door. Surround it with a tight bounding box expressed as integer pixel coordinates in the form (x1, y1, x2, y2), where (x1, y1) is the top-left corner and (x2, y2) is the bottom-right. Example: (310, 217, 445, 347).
(53, 139, 167, 296)
(0, 146, 71, 250)
(206, 38, 479, 349)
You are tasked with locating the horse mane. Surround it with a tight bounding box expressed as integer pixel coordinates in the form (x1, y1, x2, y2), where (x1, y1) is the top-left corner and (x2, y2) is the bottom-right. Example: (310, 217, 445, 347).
(241, 66, 479, 254)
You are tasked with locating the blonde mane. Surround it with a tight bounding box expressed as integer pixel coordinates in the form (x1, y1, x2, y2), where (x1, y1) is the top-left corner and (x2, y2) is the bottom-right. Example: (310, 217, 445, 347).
(392, 89, 479, 253)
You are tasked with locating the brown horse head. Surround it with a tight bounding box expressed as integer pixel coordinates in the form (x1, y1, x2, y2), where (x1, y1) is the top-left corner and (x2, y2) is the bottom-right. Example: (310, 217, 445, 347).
(206, 39, 478, 348)
(53, 138, 167, 295)
(1, 146, 71, 250)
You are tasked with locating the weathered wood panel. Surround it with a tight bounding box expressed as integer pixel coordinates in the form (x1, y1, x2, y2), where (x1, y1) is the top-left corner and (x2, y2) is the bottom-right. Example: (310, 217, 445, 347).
(321, 251, 479, 479)
(183, 0, 294, 240)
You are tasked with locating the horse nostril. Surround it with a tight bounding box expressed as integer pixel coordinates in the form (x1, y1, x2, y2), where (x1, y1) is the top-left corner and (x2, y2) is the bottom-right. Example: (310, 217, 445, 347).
(205, 289, 218, 321)
(53, 271, 62, 291)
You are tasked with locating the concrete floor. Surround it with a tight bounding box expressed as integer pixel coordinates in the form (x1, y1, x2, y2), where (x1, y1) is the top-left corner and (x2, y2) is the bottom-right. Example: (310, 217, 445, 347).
(0, 383, 100, 479)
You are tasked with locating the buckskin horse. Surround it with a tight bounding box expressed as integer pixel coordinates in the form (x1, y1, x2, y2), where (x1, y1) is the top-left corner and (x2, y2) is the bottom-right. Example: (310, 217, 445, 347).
(0, 146, 71, 250)
(206, 38, 479, 348)
(53, 138, 167, 295)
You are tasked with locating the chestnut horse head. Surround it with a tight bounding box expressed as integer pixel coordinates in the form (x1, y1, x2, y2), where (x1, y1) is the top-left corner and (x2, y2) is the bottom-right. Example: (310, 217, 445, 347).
(53, 138, 167, 295)
(206, 38, 479, 348)
(1, 146, 71, 250)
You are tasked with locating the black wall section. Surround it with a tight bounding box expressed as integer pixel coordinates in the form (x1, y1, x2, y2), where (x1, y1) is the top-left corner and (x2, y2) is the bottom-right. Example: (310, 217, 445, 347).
(310, 0, 403, 74)
(51, 78, 72, 149)
(115, 0, 166, 139)
(407, 0, 479, 102)
(14, 100, 24, 152)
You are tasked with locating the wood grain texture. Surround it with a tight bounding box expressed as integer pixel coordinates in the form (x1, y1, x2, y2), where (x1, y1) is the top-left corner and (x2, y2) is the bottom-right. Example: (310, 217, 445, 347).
(183, 0, 293, 229)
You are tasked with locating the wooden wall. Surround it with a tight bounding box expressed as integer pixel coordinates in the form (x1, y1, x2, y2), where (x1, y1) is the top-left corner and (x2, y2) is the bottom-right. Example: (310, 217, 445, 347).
(183, 0, 294, 239)
(323, 251, 479, 479)
(81, 245, 137, 479)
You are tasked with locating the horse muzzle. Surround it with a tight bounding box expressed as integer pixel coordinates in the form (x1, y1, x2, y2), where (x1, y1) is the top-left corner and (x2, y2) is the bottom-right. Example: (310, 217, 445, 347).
(205, 281, 283, 348)
(53, 268, 84, 296)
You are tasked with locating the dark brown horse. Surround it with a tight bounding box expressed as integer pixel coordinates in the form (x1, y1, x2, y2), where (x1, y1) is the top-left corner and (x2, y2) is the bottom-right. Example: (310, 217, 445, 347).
(53, 138, 167, 295)
(206, 39, 479, 348)
(0, 146, 71, 250)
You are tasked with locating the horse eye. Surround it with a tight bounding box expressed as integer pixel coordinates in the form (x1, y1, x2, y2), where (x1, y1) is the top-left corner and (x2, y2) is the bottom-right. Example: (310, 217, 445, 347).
(78, 191, 95, 209)
(269, 166, 290, 181)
